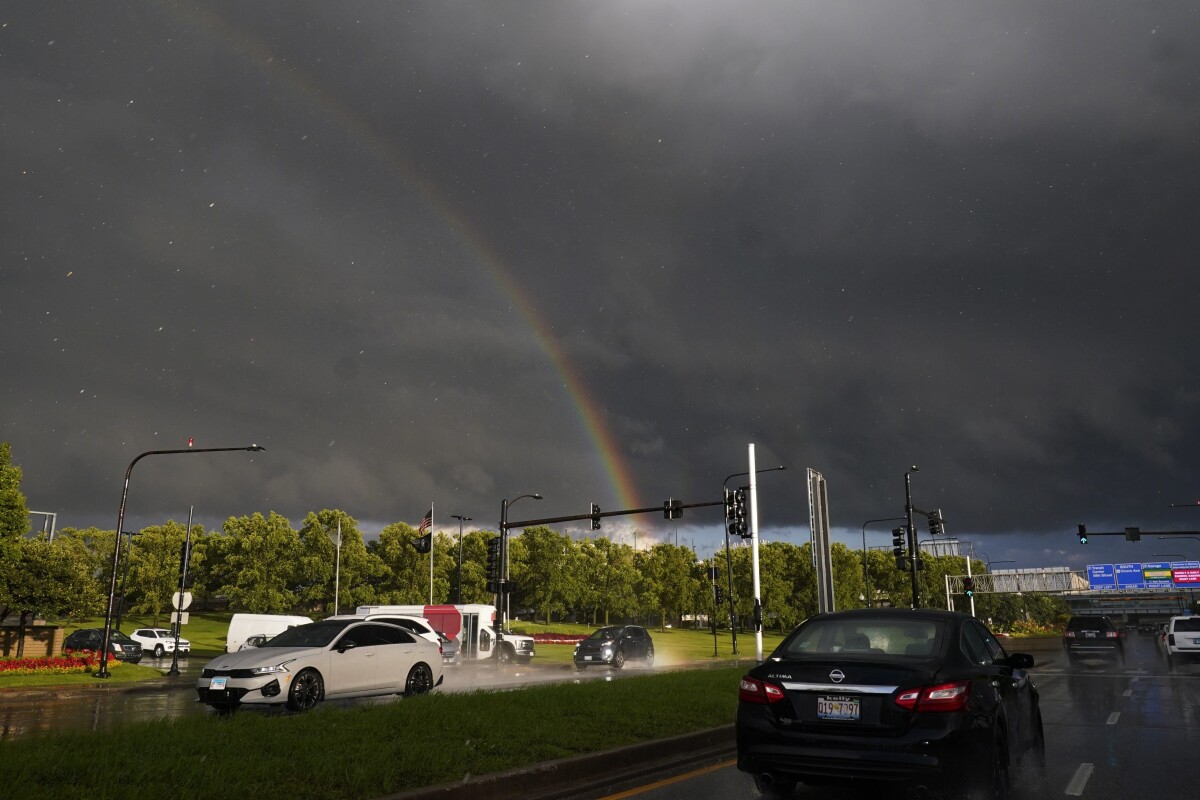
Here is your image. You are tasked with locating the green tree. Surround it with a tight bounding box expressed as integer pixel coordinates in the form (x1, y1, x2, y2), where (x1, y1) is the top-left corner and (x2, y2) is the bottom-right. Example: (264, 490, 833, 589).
(0, 538, 97, 655)
(511, 526, 574, 624)
(0, 442, 30, 563)
(297, 509, 388, 614)
(123, 520, 204, 627)
(369, 520, 435, 604)
(213, 512, 301, 613)
(642, 543, 700, 630)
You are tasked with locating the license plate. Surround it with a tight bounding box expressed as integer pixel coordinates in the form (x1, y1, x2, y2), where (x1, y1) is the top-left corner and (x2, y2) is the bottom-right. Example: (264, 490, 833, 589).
(818, 695, 860, 721)
(209, 676, 227, 690)
(1084, 631, 1097, 638)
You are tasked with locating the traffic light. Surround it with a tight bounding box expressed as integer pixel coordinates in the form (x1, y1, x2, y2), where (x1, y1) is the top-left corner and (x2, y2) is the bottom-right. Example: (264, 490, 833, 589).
(963, 577, 975, 597)
(1077, 524, 1088, 545)
(715, 586, 724, 604)
(664, 498, 683, 519)
(729, 488, 749, 538)
(928, 509, 944, 536)
(486, 536, 502, 591)
(590, 503, 602, 530)
(892, 527, 908, 571)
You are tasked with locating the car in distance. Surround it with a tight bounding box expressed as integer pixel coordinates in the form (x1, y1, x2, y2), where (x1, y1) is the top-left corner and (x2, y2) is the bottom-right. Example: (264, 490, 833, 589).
(435, 630, 460, 664)
(62, 628, 144, 664)
(1062, 615, 1125, 665)
(129, 627, 190, 658)
(573, 625, 654, 669)
(736, 608, 1044, 798)
(196, 618, 442, 712)
(1163, 615, 1200, 673)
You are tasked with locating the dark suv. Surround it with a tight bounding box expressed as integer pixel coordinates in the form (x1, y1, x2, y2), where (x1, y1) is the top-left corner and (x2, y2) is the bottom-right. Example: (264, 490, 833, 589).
(573, 625, 655, 669)
(62, 628, 144, 663)
(1063, 615, 1124, 665)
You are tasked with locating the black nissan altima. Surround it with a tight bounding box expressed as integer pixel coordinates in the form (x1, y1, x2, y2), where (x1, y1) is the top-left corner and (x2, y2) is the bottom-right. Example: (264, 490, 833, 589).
(736, 608, 1044, 799)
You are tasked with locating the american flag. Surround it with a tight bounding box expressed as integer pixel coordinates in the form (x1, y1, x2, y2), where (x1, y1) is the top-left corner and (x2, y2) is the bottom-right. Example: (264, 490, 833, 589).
(418, 508, 432, 534)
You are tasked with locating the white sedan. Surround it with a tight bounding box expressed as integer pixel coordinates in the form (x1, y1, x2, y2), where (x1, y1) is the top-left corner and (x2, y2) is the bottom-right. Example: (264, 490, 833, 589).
(130, 627, 190, 658)
(196, 618, 443, 712)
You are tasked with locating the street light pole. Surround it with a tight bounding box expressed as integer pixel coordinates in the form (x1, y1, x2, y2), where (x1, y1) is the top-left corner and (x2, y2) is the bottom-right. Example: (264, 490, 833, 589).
(113, 530, 140, 633)
(96, 444, 265, 679)
(451, 514, 473, 604)
(904, 466, 919, 609)
(167, 504, 194, 677)
(497, 493, 541, 656)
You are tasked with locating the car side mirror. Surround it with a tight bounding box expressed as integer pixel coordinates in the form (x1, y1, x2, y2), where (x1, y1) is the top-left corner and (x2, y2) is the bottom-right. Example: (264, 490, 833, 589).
(337, 641, 357, 654)
(1007, 652, 1034, 669)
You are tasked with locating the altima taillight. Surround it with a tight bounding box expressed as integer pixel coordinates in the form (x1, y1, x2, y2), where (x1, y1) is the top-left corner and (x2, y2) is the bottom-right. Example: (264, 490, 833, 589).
(894, 680, 970, 712)
(1105, 631, 1119, 639)
(739, 676, 786, 704)
(1064, 631, 1076, 638)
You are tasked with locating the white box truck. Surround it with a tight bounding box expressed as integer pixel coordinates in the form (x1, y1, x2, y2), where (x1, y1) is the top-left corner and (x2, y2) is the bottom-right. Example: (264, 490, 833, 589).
(354, 603, 535, 663)
(225, 613, 313, 653)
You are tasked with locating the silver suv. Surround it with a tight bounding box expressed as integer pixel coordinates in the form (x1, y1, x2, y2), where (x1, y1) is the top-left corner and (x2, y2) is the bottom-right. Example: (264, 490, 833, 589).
(1164, 615, 1200, 673)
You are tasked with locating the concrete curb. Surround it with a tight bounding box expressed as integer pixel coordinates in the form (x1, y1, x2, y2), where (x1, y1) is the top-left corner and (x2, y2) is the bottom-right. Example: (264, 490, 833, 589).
(383, 724, 737, 800)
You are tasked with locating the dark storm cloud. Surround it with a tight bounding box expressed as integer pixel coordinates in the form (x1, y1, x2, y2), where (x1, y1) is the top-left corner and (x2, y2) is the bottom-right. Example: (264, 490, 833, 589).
(3, 2, 1199, 571)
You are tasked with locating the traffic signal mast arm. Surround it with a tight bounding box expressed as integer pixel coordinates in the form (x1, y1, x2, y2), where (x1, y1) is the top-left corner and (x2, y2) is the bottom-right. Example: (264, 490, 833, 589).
(503, 499, 726, 531)
(1075, 524, 1200, 543)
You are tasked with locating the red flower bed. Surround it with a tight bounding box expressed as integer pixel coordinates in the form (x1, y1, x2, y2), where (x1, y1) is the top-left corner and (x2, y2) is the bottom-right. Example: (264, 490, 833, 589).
(531, 633, 588, 645)
(0, 650, 106, 677)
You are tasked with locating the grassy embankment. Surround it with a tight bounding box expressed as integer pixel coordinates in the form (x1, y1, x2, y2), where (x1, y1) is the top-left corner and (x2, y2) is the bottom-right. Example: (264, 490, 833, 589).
(0, 618, 763, 800)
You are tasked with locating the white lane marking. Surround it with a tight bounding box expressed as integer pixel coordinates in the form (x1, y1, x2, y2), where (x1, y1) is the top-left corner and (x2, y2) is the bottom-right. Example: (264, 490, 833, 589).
(1106, 711, 1120, 725)
(1065, 763, 1094, 796)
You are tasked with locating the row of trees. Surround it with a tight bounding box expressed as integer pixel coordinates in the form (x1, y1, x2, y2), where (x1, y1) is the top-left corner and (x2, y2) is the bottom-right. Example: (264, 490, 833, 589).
(1, 443, 1066, 655)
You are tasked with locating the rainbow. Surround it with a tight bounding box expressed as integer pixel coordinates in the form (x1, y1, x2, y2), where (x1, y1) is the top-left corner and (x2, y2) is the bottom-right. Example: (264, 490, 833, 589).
(170, 4, 641, 511)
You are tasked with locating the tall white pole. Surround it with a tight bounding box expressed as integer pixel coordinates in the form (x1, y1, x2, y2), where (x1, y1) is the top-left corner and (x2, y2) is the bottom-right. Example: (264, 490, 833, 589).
(749, 443, 763, 662)
(334, 520, 342, 615)
(967, 552, 976, 617)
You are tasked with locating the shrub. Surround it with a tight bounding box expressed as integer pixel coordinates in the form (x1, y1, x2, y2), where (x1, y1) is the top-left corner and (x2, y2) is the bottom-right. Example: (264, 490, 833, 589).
(0, 651, 107, 677)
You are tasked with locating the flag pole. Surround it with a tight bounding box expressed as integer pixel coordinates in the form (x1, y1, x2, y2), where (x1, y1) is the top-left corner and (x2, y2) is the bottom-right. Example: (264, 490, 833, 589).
(429, 503, 434, 603)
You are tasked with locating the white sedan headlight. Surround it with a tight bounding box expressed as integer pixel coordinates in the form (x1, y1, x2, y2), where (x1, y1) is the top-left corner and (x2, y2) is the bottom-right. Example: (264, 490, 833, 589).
(250, 660, 294, 675)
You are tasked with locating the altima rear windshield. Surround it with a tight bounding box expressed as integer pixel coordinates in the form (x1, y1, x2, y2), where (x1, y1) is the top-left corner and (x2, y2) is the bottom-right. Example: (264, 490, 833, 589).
(776, 618, 943, 658)
(261, 620, 347, 648)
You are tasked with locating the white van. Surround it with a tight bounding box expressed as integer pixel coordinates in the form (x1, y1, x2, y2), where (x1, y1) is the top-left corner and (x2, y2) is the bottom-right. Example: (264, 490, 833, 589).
(225, 613, 313, 653)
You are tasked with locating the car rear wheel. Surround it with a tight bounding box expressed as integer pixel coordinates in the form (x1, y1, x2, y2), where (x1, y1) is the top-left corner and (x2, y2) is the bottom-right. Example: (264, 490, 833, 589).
(153, 644, 165, 658)
(612, 648, 625, 669)
(405, 663, 434, 695)
(575, 662, 587, 670)
(969, 729, 1010, 800)
(645, 646, 655, 666)
(287, 668, 323, 711)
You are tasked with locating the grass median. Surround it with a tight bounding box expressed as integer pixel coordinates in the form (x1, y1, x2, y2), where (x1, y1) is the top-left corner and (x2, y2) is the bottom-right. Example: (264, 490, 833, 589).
(0, 665, 744, 800)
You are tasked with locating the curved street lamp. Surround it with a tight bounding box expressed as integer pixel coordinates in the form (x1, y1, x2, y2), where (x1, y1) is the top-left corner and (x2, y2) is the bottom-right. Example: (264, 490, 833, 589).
(95, 444, 265, 679)
(497, 493, 542, 643)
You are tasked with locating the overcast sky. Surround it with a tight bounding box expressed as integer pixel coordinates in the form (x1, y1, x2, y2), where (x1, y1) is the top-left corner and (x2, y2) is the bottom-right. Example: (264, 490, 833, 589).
(4, 2, 1199, 571)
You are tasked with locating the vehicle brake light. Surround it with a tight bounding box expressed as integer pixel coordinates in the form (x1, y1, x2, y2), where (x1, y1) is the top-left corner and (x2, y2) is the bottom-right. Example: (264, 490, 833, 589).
(1105, 631, 1118, 639)
(894, 680, 970, 712)
(739, 676, 786, 704)
(1064, 631, 1076, 638)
